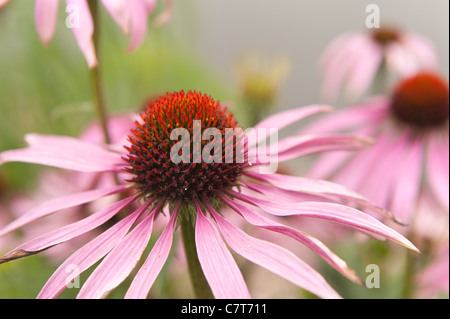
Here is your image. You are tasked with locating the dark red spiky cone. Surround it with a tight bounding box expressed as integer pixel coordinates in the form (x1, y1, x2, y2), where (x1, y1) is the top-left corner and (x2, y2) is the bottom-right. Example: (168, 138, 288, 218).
(390, 72, 449, 129)
(124, 91, 245, 201)
(371, 26, 400, 46)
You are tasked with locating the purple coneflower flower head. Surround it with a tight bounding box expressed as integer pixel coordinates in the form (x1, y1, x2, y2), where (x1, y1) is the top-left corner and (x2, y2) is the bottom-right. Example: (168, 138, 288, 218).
(0, 91, 418, 299)
(319, 26, 439, 102)
(0, 0, 174, 68)
(304, 72, 449, 227)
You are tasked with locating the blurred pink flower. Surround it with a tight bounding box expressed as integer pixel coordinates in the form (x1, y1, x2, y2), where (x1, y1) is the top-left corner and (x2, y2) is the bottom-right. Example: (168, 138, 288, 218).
(0, 0, 174, 68)
(303, 72, 449, 228)
(0, 91, 418, 299)
(417, 243, 449, 298)
(319, 27, 439, 102)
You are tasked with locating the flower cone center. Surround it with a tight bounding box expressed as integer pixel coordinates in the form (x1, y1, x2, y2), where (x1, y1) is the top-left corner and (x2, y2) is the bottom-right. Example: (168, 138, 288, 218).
(390, 73, 449, 128)
(124, 91, 245, 201)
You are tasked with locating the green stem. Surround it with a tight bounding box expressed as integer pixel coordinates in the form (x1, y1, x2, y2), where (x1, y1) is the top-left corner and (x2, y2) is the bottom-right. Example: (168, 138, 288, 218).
(402, 249, 417, 299)
(180, 209, 214, 299)
(402, 224, 419, 299)
(88, 0, 111, 144)
(371, 59, 389, 96)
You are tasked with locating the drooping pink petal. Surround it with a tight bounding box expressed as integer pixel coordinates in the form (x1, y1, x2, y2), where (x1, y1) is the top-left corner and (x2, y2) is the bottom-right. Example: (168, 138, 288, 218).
(318, 33, 360, 72)
(66, 0, 98, 68)
(126, 0, 149, 52)
(250, 105, 333, 146)
(143, 0, 157, 13)
(229, 190, 419, 253)
(274, 134, 374, 163)
(244, 172, 392, 219)
(37, 201, 151, 299)
(195, 201, 250, 299)
(400, 33, 439, 70)
(305, 120, 382, 180)
(242, 181, 331, 204)
(100, 0, 130, 34)
(300, 97, 389, 135)
(358, 131, 409, 214)
(426, 132, 450, 210)
(0, 134, 124, 172)
(344, 39, 383, 100)
(222, 196, 363, 285)
(0, 196, 135, 264)
(0, 185, 125, 237)
(388, 135, 424, 223)
(77, 200, 164, 299)
(319, 33, 372, 102)
(333, 130, 393, 191)
(153, 0, 174, 26)
(124, 201, 180, 299)
(385, 42, 419, 77)
(209, 207, 341, 299)
(35, 0, 59, 45)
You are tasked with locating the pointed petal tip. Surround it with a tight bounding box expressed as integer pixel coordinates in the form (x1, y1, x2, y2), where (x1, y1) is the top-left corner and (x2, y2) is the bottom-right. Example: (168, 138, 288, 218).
(0, 249, 42, 264)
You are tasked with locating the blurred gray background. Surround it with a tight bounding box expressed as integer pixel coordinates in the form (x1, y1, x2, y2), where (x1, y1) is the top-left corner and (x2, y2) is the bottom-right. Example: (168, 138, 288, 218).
(173, 0, 449, 111)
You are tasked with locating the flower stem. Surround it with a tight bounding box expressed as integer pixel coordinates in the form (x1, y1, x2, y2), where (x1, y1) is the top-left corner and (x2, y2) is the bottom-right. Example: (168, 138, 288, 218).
(180, 209, 214, 299)
(88, 0, 112, 145)
(402, 249, 417, 299)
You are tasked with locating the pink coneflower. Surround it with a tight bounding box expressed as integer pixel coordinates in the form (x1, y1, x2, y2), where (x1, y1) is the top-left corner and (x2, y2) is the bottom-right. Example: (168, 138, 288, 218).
(319, 27, 439, 102)
(304, 72, 449, 227)
(0, 0, 174, 68)
(0, 91, 417, 299)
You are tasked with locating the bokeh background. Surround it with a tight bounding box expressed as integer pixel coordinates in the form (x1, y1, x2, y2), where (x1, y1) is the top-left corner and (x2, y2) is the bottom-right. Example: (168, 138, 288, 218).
(0, 0, 448, 298)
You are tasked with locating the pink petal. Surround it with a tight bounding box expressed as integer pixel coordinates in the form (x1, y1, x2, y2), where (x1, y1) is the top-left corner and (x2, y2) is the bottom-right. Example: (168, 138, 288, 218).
(77, 201, 164, 299)
(222, 196, 363, 284)
(0, 185, 125, 237)
(229, 191, 419, 253)
(274, 134, 373, 163)
(426, 132, 449, 210)
(243, 181, 331, 204)
(35, 0, 59, 45)
(153, 0, 174, 26)
(306, 120, 383, 180)
(386, 134, 423, 223)
(66, 0, 98, 68)
(319, 33, 372, 102)
(400, 33, 439, 70)
(143, 0, 157, 13)
(245, 172, 392, 219)
(125, 202, 180, 299)
(358, 131, 409, 214)
(37, 201, 150, 299)
(250, 105, 333, 146)
(0, 134, 124, 172)
(100, 0, 130, 33)
(0, 196, 135, 263)
(195, 202, 250, 299)
(300, 97, 389, 135)
(333, 130, 392, 191)
(385, 42, 419, 76)
(210, 208, 341, 299)
(319, 33, 360, 71)
(126, 0, 149, 52)
(344, 40, 383, 99)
